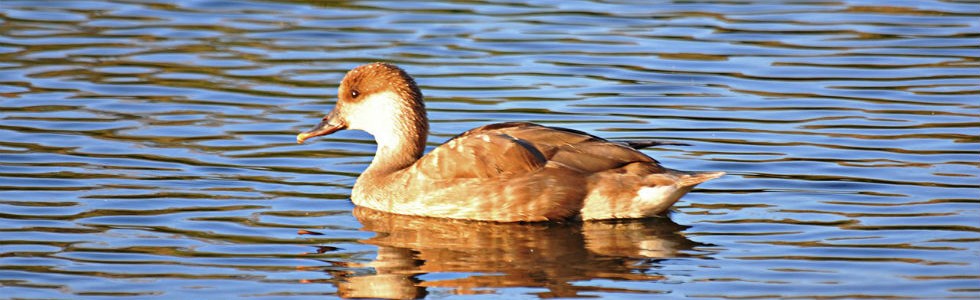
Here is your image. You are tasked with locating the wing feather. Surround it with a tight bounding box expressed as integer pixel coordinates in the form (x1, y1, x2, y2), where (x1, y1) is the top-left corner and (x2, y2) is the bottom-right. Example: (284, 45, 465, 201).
(416, 122, 664, 179)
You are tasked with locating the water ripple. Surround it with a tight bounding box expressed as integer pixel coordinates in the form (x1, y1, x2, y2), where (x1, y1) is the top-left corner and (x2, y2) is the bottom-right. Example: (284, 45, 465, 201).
(1, 0, 978, 298)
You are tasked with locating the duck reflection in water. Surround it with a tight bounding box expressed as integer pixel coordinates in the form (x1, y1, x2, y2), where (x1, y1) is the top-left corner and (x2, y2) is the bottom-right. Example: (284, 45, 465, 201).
(315, 207, 705, 299)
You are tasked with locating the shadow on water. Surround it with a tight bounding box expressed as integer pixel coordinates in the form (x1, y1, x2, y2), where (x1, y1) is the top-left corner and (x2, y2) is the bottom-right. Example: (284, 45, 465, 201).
(1, 0, 979, 298)
(310, 207, 705, 299)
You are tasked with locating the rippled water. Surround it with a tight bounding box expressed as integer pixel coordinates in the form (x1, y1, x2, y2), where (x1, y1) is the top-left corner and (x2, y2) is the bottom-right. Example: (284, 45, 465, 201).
(2, 0, 979, 298)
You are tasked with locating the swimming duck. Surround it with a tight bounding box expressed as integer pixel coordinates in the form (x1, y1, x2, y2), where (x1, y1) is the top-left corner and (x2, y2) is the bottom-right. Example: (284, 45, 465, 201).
(297, 62, 723, 222)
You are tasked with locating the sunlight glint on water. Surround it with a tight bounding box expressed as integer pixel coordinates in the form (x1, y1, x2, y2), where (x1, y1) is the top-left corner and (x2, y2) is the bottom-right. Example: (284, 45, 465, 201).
(0, 0, 978, 298)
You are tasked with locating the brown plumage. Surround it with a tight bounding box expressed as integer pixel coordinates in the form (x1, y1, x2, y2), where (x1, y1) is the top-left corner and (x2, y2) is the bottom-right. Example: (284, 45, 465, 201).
(297, 62, 724, 222)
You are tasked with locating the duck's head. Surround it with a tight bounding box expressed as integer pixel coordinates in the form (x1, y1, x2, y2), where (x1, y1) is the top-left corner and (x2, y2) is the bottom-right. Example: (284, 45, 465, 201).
(297, 62, 426, 145)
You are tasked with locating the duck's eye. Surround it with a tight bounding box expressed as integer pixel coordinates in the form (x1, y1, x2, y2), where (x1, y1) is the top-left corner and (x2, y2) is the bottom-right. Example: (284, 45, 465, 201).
(351, 90, 360, 98)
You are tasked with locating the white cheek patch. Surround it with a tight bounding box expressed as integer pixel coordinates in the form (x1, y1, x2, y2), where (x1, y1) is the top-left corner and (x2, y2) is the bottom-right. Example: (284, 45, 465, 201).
(345, 91, 403, 147)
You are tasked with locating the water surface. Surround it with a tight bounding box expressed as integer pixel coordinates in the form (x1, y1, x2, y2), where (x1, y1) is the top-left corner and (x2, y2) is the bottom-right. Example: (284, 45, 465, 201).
(1, 0, 978, 298)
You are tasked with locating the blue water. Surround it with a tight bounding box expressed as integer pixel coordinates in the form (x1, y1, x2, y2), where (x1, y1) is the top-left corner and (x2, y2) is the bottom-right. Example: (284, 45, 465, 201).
(1, 0, 978, 298)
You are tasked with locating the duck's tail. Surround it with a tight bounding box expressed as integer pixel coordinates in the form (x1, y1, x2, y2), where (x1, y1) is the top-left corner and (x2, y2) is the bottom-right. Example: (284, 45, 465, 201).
(580, 168, 724, 221)
(678, 171, 725, 187)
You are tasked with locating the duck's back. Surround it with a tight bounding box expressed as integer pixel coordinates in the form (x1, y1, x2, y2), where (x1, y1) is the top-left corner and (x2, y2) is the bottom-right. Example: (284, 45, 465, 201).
(354, 122, 722, 221)
(418, 122, 659, 177)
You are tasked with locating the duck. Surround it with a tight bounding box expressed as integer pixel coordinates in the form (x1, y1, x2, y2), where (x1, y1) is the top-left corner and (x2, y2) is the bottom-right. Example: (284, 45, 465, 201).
(296, 62, 723, 222)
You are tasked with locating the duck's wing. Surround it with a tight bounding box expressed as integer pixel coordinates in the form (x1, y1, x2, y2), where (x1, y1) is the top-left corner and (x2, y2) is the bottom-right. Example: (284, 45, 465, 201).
(621, 140, 691, 149)
(485, 122, 664, 173)
(414, 123, 547, 179)
(415, 122, 665, 179)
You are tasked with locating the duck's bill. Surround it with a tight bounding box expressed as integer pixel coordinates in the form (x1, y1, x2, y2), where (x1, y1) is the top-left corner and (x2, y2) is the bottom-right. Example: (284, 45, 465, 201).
(296, 119, 346, 144)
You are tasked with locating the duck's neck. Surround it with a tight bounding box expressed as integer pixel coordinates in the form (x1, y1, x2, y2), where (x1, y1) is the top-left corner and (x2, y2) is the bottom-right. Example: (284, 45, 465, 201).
(362, 105, 428, 177)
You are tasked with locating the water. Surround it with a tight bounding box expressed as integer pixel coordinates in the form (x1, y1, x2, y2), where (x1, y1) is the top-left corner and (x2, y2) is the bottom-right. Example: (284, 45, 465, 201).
(1, 0, 978, 298)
